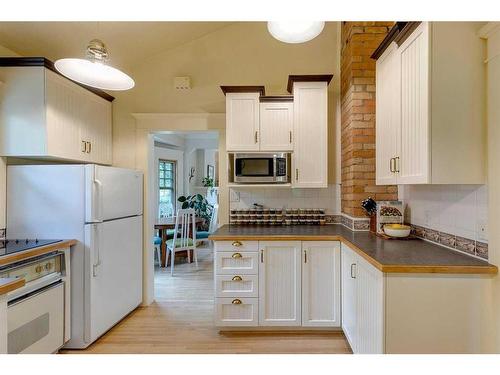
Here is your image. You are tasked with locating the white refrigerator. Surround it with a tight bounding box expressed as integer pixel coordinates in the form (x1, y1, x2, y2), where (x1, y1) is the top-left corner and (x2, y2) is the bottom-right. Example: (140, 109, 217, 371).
(6, 164, 143, 349)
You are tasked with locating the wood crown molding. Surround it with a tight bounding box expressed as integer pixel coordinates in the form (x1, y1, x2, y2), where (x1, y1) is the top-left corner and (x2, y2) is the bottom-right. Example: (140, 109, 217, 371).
(0, 57, 115, 102)
(259, 95, 294, 102)
(287, 74, 333, 93)
(371, 22, 422, 60)
(220, 86, 266, 96)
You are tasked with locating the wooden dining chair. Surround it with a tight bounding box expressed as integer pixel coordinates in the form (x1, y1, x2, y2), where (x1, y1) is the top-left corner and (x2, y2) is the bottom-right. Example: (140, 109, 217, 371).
(166, 208, 197, 275)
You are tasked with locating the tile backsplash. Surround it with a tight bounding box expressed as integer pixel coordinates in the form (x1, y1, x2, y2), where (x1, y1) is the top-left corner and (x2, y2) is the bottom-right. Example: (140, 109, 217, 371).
(229, 184, 341, 215)
(400, 184, 488, 259)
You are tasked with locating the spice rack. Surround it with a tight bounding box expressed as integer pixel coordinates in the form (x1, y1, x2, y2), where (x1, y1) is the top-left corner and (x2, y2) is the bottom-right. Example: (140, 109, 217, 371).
(230, 208, 326, 225)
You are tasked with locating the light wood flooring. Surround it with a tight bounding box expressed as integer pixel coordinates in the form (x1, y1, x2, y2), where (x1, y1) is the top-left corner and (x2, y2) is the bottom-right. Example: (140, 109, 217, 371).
(61, 245, 351, 354)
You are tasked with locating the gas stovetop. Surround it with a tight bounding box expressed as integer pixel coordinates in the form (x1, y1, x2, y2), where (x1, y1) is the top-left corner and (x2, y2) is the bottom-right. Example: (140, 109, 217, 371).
(0, 239, 63, 257)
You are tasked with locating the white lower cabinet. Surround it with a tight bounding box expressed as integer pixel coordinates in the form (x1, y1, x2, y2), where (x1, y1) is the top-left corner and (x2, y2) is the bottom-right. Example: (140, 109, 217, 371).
(259, 241, 302, 326)
(302, 241, 341, 327)
(215, 297, 259, 327)
(214, 240, 341, 328)
(341, 243, 385, 354)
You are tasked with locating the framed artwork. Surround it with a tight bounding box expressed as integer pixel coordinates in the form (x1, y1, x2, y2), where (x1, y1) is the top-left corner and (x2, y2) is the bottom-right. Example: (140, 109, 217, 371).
(207, 165, 215, 179)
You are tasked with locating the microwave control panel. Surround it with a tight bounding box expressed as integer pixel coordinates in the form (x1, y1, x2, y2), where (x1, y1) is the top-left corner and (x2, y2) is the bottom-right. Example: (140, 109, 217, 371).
(276, 158, 287, 176)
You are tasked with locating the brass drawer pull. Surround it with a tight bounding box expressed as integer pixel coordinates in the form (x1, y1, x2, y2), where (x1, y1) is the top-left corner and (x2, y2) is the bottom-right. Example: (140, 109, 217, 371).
(232, 275, 243, 281)
(232, 252, 242, 259)
(232, 241, 242, 247)
(232, 299, 242, 305)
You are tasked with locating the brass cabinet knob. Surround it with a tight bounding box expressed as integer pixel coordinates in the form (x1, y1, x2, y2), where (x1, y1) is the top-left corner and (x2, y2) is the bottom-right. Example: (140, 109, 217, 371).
(35, 265, 42, 273)
(232, 241, 242, 247)
(231, 299, 242, 305)
(231, 252, 242, 259)
(232, 275, 243, 281)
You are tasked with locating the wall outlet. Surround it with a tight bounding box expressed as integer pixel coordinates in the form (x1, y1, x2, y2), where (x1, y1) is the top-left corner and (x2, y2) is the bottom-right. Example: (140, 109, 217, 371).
(230, 190, 240, 203)
(424, 210, 431, 227)
(477, 219, 488, 242)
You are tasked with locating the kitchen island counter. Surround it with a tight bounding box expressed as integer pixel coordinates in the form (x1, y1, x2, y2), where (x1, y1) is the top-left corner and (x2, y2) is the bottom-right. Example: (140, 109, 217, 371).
(210, 225, 497, 274)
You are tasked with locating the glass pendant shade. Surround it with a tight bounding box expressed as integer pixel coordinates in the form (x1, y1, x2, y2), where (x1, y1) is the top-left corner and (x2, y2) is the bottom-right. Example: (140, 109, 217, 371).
(55, 39, 134, 91)
(267, 21, 325, 44)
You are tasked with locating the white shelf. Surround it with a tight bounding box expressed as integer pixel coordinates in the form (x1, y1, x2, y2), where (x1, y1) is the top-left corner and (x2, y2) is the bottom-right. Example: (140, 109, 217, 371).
(227, 183, 292, 188)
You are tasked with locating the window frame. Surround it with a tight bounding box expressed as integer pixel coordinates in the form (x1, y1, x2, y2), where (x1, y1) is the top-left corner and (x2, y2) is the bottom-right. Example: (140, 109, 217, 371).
(158, 159, 176, 217)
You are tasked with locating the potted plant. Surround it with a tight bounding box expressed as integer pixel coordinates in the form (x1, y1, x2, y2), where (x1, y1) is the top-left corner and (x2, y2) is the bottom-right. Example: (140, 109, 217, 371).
(178, 194, 213, 230)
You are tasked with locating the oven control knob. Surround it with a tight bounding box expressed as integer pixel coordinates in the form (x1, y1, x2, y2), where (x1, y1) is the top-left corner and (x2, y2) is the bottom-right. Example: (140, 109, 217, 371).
(45, 263, 53, 270)
(35, 265, 43, 273)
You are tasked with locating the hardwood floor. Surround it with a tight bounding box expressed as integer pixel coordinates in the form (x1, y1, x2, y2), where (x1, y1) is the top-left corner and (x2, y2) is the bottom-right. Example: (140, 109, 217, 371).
(61, 245, 351, 354)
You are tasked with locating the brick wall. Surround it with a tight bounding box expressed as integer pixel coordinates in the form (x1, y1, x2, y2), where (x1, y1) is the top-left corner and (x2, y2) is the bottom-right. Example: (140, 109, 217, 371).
(341, 22, 398, 217)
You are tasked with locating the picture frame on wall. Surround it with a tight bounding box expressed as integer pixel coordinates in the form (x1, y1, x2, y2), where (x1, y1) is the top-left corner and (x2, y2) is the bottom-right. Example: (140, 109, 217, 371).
(207, 165, 215, 179)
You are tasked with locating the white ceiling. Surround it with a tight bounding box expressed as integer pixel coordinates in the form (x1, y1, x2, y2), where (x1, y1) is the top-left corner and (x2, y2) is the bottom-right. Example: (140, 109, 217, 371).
(0, 22, 231, 69)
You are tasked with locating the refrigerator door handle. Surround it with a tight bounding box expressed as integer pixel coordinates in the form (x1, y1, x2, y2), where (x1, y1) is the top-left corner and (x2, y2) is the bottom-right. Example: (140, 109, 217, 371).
(92, 224, 101, 277)
(92, 178, 104, 223)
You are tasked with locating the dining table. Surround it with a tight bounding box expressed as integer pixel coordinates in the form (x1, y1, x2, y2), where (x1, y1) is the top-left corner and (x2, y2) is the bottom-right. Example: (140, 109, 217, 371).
(154, 216, 205, 267)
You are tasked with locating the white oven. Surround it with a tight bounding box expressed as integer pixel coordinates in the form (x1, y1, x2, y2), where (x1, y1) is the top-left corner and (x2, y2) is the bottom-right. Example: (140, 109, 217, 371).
(0, 251, 69, 354)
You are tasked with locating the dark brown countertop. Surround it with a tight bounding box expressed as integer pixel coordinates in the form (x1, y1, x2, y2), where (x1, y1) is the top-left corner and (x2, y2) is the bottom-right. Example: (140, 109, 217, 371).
(210, 225, 498, 274)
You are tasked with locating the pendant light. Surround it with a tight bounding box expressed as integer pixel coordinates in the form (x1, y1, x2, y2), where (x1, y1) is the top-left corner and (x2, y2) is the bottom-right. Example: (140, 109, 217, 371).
(55, 39, 135, 91)
(267, 21, 325, 44)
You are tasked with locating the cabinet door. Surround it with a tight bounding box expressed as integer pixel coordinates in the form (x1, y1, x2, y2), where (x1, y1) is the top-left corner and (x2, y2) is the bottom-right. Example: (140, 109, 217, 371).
(341, 244, 358, 352)
(85, 95, 112, 165)
(399, 22, 430, 184)
(45, 69, 88, 161)
(376, 42, 400, 185)
(259, 241, 301, 326)
(259, 101, 293, 151)
(226, 93, 260, 151)
(292, 82, 328, 188)
(302, 241, 341, 327)
(356, 257, 385, 354)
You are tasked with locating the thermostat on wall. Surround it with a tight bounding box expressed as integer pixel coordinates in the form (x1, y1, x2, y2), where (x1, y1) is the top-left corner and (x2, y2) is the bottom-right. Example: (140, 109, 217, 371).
(174, 76, 191, 90)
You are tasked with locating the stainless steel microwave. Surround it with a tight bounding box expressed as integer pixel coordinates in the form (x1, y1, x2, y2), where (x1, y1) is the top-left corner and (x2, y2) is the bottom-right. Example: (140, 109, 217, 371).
(231, 152, 291, 184)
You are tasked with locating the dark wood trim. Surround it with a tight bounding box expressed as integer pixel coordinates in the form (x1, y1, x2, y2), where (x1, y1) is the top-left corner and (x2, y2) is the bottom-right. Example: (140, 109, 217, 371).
(371, 22, 408, 60)
(287, 74, 333, 93)
(259, 95, 294, 103)
(394, 21, 422, 47)
(220, 86, 266, 96)
(0, 57, 115, 102)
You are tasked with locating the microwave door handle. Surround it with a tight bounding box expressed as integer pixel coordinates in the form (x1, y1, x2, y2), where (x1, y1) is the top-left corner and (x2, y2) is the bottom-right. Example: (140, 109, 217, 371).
(273, 157, 277, 180)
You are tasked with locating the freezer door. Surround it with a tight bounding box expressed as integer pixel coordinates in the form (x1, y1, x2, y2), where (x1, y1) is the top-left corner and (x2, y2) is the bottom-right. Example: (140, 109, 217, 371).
(85, 165, 143, 223)
(84, 216, 143, 344)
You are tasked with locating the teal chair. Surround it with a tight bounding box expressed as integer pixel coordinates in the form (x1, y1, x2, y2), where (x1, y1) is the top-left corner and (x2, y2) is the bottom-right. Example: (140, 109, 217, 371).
(197, 204, 218, 246)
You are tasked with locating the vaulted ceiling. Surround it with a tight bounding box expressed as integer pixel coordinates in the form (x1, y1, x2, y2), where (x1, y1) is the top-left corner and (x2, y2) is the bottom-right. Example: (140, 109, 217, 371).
(0, 22, 231, 69)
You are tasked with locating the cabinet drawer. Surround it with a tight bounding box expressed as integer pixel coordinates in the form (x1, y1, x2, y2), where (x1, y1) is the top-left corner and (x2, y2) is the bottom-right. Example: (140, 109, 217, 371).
(215, 297, 258, 326)
(215, 251, 259, 275)
(215, 274, 258, 298)
(214, 241, 258, 253)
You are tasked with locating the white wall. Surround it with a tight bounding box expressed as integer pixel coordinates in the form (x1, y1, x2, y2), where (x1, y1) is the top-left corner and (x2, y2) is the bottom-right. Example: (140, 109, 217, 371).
(399, 185, 488, 243)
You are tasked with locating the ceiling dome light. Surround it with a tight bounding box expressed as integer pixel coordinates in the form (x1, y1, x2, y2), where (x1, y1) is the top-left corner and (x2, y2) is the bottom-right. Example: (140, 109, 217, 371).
(55, 39, 135, 91)
(267, 21, 325, 44)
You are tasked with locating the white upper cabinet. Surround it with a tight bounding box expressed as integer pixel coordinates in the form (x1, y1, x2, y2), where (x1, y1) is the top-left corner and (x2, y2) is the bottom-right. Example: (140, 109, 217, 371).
(398, 22, 430, 184)
(259, 241, 301, 326)
(0, 62, 113, 165)
(292, 81, 328, 188)
(302, 241, 341, 327)
(375, 22, 486, 184)
(259, 101, 293, 151)
(225, 92, 260, 151)
(375, 42, 400, 185)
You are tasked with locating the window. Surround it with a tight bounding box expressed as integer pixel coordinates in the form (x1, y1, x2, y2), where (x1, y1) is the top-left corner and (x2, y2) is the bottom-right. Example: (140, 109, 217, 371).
(158, 160, 176, 218)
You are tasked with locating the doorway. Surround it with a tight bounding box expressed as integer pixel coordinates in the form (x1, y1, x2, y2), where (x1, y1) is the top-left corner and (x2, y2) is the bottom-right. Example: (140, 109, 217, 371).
(151, 131, 220, 303)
